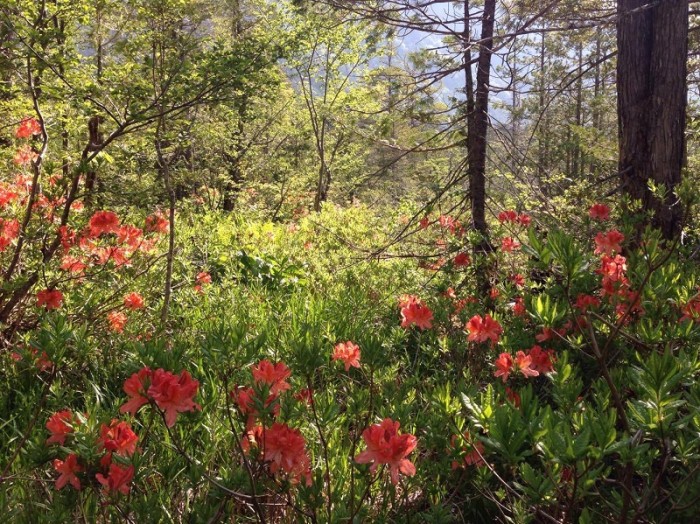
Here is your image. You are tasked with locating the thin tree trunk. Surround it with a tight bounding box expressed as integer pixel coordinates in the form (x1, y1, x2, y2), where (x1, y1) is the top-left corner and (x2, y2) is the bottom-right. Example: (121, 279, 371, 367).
(156, 116, 176, 325)
(537, 30, 549, 195)
(573, 41, 583, 179)
(467, 0, 495, 235)
(467, 0, 496, 299)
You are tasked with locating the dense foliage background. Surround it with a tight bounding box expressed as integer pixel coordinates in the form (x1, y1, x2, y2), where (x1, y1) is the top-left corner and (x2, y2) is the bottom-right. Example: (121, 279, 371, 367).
(1, 1, 700, 523)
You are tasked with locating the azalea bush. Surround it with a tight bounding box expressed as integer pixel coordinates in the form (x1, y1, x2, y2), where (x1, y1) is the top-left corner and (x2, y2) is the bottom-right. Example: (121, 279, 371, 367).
(2, 141, 700, 523)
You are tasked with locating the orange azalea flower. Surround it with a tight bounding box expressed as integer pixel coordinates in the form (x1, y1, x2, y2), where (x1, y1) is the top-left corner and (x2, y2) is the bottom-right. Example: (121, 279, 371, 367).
(13, 145, 38, 165)
(515, 350, 539, 378)
(0, 185, 18, 209)
(453, 252, 471, 267)
(509, 273, 525, 288)
(196, 271, 212, 285)
(294, 388, 313, 404)
(108, 311, 127, 333)
(53, 453, 83, 490)
(241, 424, 264, 453)
(528, 345, 555, 374)
(251, 360, 291, 396)
(88, 210, 120, 237)
(145, 211, 169, 233)
(263, 423, 312, 486)
(517, 213, 531, 227)
(332, 341, 361, 371)
(681, 294, 700, 323)
(15, 117, 41, 139)
(46, 410, 79, 446)
(594, 229, 624, 255)
(575, 294, 601, 312)
(147, 369, 201, 428)
(34, 349, 54, 372)
(231, 386, 279, 430)
(120, 367, 153, 417)
(60, 255, 86, 273)
(501, 237, 520, 252)
(466, 314, 502, 346)
(498, 210, 518, 223)
(117, 225, 143, 248)
(494, 353, 513, 382)
(96, 463, 134, 495)
(399, 295, 433, 330)
(589, 203, 610, 220)
(355, 418, 417, 485)
(37, 289, 63, 310)
(512, 296, 526, 317)
(98, 420, 138, 457)
(123, 292, 145, 310)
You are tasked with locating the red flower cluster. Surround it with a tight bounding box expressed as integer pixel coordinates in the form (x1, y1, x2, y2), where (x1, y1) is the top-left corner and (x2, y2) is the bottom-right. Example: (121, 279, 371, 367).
(681, 293, 700, 323)
(438, 215, 463, 235)
(97, 418, 139, 471)
(98, 419, 138, 458)
(15, 117, 41, 139)
(13, 145, 38, 165)
(494, 353, 513, 382)
(453, 252, 471, 267)
(501, 236, 521, 252)
(512, 296, 527, 317)
(493, 345, 555, 382)
(589, 203, 610, 221)
(46, 410, 81, 446)
(232, 386, 280, 430)
(88, 210, 121, 237)
(0, 218, 20, 252)
(123, 292, 145, 310)
(252, 360, 292, 395)
(120, 367, 201, 427)
(53, 454, 83, 490)
(575, 294, 601, 312)
(195, 271, 212, 293)
(37, 288, 63, 310)
(509, 273, 525, 288)
(108, 311, 127, 333)
(332, 341, 361, 371)
(232, 359, 291, 430)
(594, 229, 624, 255)
(233, 361, 315, 485)
(399, 295, 434, 330)
(355, 418, 417, 485)
(13, 347, 54, 371)
(466, 314, 503, 346)
(96, 463, 135, 495)
(263, 423, 312, 486)
(145, 211, 169, 233)
(498, 209, 531, 227)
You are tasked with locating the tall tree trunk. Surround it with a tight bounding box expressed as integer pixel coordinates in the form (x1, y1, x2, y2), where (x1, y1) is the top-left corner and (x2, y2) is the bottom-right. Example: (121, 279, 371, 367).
(617, 0, 688, 239)
(466, 0, 496, 300)
(85, 5, 104, 205)
(573, 41, 583, 179)
(537, 30, 549, 196)
(467, 0, 495, 237)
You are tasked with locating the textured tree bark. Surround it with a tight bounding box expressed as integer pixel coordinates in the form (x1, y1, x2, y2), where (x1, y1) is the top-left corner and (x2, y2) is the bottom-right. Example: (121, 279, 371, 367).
(467, 0, 495, 238)
(617, 0, 688, 240)
(467, 0, 496, 300)
(84, 115, 104, 205)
